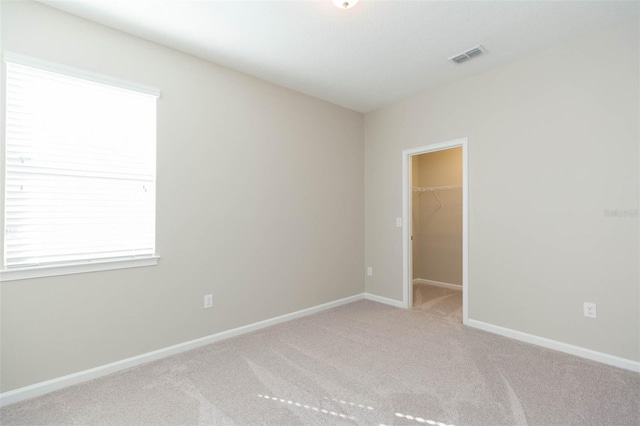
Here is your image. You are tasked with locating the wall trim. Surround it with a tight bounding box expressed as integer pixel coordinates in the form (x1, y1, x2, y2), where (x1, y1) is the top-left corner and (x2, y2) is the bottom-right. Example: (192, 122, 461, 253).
(4, 51, 161, 97)
(0, 256, 160, 282)
(363, 292, 405, 308)
(5, 294, 636, 407)
(402, 138, 469, 324)
(467, 319, 640, 373)
(413, 278, 462, 291)
(0, 293, 365, 407)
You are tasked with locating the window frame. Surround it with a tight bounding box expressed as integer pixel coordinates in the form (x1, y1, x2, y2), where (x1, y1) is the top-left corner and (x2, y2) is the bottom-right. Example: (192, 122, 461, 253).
(1, 52, 160, 282)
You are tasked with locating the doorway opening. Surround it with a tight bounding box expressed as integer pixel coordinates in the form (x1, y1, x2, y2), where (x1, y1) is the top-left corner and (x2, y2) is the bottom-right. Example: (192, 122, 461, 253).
(402, 138, 468, 324)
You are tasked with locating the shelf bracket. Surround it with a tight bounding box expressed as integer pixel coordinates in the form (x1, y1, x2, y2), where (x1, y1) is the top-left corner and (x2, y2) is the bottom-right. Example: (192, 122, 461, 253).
(431, 189, 444, 208)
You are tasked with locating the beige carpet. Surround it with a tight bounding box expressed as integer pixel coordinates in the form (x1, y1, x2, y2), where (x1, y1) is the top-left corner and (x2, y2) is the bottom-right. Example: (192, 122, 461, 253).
(1, 299, 639, 425)
(413, 283, 462, 319)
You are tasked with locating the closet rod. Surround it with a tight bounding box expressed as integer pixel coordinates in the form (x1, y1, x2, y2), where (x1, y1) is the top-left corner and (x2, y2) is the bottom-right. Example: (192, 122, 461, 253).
(412, 184, 462, 192)
(412, 184, 462, 208)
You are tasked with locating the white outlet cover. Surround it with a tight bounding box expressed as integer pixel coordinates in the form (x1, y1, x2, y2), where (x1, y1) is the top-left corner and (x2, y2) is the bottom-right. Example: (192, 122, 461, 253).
(583, 302, 597, 319)
(204, 294, 213, 309)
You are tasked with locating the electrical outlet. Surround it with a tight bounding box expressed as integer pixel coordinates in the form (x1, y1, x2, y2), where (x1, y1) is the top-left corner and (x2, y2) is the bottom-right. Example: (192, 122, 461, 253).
(367, 267, 373, 276)
(583, 302, 596, 319)
(204, 294, 213, 309)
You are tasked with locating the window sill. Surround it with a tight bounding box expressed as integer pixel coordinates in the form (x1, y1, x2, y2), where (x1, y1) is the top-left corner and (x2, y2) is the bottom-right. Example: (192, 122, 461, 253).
(0, 256, 160, 282)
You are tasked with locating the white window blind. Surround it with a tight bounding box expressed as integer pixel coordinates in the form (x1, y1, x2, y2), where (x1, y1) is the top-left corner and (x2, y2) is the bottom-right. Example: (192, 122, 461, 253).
(4, 58, 158, 269)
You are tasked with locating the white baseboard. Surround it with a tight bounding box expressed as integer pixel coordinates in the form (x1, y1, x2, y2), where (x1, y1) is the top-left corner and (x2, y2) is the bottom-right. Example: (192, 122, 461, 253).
(5, 295, 636, 407)
(363, 292, 405, 308)
(467, 319, 640, 373)
(413, 278, 462, 291)
(0, 293, 365, 407)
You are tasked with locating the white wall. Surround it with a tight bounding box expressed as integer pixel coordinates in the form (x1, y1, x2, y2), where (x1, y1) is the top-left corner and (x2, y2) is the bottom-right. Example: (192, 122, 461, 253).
(365, 21, 639, 362)
(0, 1, 364, 392)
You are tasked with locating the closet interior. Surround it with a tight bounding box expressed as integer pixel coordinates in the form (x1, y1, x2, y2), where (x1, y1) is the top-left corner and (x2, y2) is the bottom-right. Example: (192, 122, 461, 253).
(411, 147, 463, 318)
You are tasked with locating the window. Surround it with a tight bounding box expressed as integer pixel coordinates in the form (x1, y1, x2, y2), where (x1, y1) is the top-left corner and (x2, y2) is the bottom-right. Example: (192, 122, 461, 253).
(2, 53, 160, 280)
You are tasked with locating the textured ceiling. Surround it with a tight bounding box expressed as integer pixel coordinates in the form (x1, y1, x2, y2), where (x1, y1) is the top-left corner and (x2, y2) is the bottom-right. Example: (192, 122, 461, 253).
(38, 1, 639, 113)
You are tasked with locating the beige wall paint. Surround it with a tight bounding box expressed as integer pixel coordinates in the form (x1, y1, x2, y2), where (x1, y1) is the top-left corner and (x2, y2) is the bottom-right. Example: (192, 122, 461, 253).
(0, 1, 364, 392)
(365, 21, 639, 361)
(412, 148, 462, 285)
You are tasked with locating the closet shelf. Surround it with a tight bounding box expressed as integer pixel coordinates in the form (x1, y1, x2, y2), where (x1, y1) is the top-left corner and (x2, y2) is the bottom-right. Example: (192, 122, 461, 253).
(412, 185, 462, 192)
(412, 185, 461, 208)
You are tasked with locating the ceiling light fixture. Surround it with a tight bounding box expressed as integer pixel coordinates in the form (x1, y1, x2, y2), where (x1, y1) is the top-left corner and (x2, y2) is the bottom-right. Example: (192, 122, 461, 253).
(332, 0, 359, 9)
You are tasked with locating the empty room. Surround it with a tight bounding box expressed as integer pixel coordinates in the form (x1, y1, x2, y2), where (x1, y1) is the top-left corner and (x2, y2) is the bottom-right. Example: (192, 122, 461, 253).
(0, 1, 638, 425)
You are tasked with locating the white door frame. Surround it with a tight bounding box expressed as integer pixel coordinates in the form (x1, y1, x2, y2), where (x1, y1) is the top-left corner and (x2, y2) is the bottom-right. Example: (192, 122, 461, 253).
(402, 137, 469, 324)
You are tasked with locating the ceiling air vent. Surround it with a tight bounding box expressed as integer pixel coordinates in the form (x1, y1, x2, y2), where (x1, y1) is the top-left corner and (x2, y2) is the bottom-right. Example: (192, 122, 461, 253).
(448, 45, 488, 65)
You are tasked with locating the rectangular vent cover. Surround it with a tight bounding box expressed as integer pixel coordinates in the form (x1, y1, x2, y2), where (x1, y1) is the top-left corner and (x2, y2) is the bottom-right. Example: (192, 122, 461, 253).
(448, 45, 488, 64)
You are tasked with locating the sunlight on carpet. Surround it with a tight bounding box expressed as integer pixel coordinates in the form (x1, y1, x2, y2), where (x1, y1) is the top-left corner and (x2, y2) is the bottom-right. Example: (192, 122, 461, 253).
(257, 393, 455, 426)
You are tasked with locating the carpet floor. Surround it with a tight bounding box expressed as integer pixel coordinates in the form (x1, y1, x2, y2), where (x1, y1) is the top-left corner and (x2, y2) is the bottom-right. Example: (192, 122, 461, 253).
(1, 298, 638, 425)
(412, 283, 462, 317)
